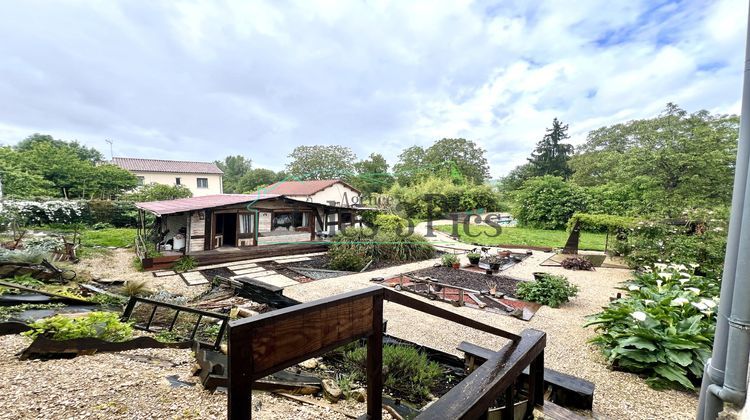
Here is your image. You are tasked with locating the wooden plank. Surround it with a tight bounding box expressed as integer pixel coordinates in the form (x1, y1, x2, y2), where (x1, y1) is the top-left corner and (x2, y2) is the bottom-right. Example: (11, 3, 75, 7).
(417, 329, 546, 420)
(367, 294, 384, 420)
(538, 401, 589, 420)
(0, 280, 90, 304)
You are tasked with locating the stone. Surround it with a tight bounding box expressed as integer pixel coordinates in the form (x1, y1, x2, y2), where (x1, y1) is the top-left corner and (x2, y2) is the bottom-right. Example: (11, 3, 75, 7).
(322, 379, 342, 402)
(298, 358, 318, 370)
(351, 387, 366, 403)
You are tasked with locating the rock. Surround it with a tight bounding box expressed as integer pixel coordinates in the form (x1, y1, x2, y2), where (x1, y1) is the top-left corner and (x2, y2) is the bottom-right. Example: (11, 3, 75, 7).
(322, 379, 342, 403)
(351, 387, 366, 403)
(298, 358, 318, 370)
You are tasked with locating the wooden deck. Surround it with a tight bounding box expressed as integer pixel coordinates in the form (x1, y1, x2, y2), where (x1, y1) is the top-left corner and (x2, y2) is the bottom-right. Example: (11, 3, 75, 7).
(141, 242, 329, 270)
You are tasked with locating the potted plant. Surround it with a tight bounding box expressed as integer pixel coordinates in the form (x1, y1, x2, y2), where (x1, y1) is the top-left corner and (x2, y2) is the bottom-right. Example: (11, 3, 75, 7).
(485, 255, 504, 272)
(533, 272, 547, 281)
(442, 254, 460, 269)
(467, 252, 481, 266)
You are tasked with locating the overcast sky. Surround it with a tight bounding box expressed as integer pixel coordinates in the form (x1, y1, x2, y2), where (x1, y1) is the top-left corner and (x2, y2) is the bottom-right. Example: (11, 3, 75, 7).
(0, 0, 745, 178)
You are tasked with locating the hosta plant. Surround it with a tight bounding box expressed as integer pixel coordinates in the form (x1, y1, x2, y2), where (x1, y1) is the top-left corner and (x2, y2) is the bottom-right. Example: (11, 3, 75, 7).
(516, 274, 579, 308)
(586, 263, 719, 390)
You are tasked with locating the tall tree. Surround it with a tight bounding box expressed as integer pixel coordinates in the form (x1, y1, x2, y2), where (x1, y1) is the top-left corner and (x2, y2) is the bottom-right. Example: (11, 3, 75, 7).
(237, 168, 284, 192)
(285, 145, 356, 180)
(528, 118, 573, 179)
(16, 133, 103, 163)
(423, 138, 490, 184)
(393, 146, 427, 186)
(92, 164, 139, 199)
(0, 147, 54, 198)
(352, 153, 393, 195)
(216, 155, 252, 193)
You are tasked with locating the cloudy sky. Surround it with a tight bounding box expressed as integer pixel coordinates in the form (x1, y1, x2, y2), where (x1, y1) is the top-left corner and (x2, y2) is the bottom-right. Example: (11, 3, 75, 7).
(0, 0, 745, 178)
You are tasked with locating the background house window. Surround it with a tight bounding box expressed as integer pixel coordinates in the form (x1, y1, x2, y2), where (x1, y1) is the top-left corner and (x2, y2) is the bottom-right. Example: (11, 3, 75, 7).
(137, 176, 145, 186)
(197, 178, 208, 188)
(239, 213, 254, 234)
(175, 177, 181, 185)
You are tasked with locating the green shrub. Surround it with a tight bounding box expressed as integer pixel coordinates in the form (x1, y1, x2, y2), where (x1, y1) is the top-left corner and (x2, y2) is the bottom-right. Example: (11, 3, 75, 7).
(618, 210, 727, 276)
(329, 250, 367, 271)
(516, 274, 579, 308)
(343, 344, 442, 403)
(514, 176, 588, 229)
(173, 256, 197, 272)
(386, 176, 502, 219)
(23, 312, 133, 342)
(373, 214, 408, 232)
(441, 253, 459, 267)
(328, 228, 435, 265)
(586, 264, 718, 390)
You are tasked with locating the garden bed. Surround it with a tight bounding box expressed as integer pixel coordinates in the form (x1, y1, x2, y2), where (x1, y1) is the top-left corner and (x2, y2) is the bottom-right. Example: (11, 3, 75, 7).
(409, 266, 521, 297)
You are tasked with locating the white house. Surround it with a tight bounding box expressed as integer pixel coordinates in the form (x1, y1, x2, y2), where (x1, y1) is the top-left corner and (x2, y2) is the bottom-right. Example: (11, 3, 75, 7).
(112, 157, 223, 197)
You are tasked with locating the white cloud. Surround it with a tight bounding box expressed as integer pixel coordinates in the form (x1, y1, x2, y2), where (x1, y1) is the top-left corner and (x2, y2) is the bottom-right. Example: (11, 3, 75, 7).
(0, 0, 744, 177)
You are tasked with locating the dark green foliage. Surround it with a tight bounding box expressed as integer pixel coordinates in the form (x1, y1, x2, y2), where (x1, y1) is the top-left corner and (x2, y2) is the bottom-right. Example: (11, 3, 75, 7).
(387, 176, 501, 219)
(173, 256, 197, 272)
(328, 250, 367, 271)
(618, 210, 727, 276)
(393, 139, 490, 185)
(528, 118, 573, 179)
(515, 274, 579, 308)
(343, 344, 442, 403)
(124, 183, 193, 202)
(328, 227, 434, 266)
(23, 312, 133, 342)
(515, 176, 588, 229)
(373, 214, 408, 233)
(85, 200, 139, 227)
(352, 153, 394, 195)
(285, 145, 357, 180)
(566, 213, 637, 233)
(586, 266, 719, 390)
(441, 253, 459, 267)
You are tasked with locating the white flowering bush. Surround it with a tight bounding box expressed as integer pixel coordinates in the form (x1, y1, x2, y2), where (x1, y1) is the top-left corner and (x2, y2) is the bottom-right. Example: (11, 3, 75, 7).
(586, 263, 719, 390)
(0, 200, 85, 227)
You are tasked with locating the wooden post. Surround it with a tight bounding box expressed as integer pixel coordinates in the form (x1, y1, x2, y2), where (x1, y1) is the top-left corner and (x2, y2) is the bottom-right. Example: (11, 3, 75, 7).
(502, 384, 514, 419)
(367, 294, 384, 420)
(228, 326, 254, 420)
(531, 351, 544, 406)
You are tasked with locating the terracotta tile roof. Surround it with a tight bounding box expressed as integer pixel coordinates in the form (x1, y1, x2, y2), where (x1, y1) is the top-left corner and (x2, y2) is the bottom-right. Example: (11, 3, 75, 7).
(135, 194, 277, 215)
(262, 179, 360, 195)
(111, 157, 224, 174)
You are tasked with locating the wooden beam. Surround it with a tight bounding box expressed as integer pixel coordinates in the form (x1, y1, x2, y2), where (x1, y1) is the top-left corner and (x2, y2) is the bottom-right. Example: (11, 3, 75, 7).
(367, 294, 384, 420)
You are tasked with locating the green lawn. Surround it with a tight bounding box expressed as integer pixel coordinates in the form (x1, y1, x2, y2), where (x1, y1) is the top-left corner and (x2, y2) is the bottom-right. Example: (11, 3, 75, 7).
(80, 228, 137, 248)
(434, 225, 607, 251)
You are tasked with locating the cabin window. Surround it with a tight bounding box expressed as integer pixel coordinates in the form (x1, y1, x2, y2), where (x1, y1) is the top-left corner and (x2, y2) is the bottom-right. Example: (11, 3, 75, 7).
(137, 176, 145, 186)
(239, 213, 254, 234)
(341, 212, 353, 224)
(272, 211, 310, 231)
(197, 178, 208, 188)
(175, 177, 181, 185)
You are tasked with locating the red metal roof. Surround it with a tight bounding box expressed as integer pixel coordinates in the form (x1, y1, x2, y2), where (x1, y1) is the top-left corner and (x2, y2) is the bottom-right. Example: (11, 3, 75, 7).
(263, 179, 360, 196)
(135, 194, 278, 215)
(112, 157, 224, 174)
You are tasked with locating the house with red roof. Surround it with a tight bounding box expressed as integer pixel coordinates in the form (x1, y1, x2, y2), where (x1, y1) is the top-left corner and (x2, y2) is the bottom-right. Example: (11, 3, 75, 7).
(111, 157, 224, 197)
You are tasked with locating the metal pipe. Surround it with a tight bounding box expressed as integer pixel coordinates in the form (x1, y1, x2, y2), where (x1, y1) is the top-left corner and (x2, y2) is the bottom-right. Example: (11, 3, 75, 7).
(698, 3, 750, 418)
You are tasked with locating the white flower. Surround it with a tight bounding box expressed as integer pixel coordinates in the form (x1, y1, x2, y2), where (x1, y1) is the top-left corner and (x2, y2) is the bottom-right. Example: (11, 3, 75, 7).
(686, 287, 701, 295)
(701, 298, 717, 308)
(692, 302, 709, 311)
(658, 272, 673, 280)
(671, 264, 688, 271)
(643, 299, 655, 305)
(671, 297, 690, 306)
(678, 279, 690, 285)
(631, 311, 647, 322)
(628, 285, 640, 291)
(678, 271, 692, 278)
(689, 263, 699, 268)
(654, 263, 668, 270)
(656, 279, 663, 288)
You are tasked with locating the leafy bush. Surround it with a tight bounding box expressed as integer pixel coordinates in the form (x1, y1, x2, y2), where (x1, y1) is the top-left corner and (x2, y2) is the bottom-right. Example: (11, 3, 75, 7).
(173, 256, 197, 272)
(514, 176, 588, 230)
(566, 212, 637, 233)
(23, 312, 133, 342)
(561, 256, 594, 271)
(23, 235, 64, 252)
(516, 274, 579, 308)
(373, 214, 408, 233)
(586, 264, 719, 390)
(329, 249, 367, 271)
(343, 344, 442, 403)
(328, 228, 434, 266)
(387, 176, 502, 219)
(124, 183, 193, 202)
(0, 248, 49, 264)
(618, 209, 727, 276)
(441, 253, 459, 267)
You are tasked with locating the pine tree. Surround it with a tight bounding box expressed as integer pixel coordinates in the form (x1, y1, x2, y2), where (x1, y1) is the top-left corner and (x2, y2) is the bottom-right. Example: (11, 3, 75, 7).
(528, 118, 573, 179)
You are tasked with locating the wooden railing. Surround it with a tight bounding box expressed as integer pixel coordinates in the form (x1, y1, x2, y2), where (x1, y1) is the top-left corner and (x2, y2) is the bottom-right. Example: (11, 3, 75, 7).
(227, 286, 545, 419)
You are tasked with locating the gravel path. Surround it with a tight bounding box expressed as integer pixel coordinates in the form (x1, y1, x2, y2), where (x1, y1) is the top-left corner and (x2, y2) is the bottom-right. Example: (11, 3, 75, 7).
(284, 248, 705, 420)
(0, 334, 387, 419)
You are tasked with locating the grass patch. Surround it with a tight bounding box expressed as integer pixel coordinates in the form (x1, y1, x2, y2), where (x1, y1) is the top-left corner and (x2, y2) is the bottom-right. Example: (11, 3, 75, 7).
(435, 225, 607, 251)
(80, 228, 137, 248)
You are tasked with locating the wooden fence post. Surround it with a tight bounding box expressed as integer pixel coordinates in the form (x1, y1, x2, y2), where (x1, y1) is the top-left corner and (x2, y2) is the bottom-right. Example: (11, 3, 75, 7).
(228, 327, 254, 420)
(367, 294, 384, 420)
